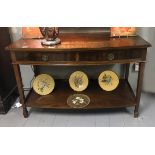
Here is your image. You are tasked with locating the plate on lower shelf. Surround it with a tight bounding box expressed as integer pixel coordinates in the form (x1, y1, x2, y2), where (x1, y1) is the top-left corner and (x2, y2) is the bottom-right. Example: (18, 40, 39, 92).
(32, 74, 55, 95)
(69, 71, 89, 92)
(67, 94, 90, 108)
(98, 70, 119, 91)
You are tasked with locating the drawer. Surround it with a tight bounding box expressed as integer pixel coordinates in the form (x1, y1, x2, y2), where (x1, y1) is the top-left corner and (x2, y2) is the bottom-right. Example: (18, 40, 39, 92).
(14, 49, 146, 64)
(15, 51, 76, 62)
(79, 49, 146, 62)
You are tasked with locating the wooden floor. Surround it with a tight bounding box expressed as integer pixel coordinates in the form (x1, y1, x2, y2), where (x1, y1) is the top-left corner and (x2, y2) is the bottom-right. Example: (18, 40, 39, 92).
(0, 92, 155, 127)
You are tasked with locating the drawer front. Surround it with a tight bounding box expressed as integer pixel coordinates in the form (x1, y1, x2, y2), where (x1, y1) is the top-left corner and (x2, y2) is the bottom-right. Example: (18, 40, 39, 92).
(15, 52, 76, 62)
(79, 49, 146, 62)
(14, 49, 146, 64)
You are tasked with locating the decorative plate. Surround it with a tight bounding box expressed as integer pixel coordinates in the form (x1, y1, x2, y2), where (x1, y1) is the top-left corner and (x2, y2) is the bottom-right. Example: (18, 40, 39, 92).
(32, 74, 55, 95)
(69, 71, 89, 92)
(98, 70, 119, 91)
(67, 94, 90, 108)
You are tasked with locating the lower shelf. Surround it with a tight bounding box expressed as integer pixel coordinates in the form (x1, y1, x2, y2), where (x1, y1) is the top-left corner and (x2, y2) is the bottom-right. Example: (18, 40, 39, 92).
(26, 79, 136, 109)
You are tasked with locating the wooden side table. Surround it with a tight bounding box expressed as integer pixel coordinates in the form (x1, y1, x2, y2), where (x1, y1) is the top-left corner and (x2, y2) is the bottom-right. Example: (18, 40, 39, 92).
(6, 33, 151, 118)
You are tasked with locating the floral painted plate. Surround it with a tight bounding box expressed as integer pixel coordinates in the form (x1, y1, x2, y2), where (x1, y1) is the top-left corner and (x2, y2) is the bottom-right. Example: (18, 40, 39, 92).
(32, 74, 55, 95)
(67, 94, 90, 108)
(69, 71, 89, 92)
(98, 70, 119, 91)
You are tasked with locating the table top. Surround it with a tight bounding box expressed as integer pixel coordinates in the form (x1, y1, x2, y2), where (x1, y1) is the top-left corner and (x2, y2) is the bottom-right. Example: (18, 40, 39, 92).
(7, 33, 151, 52)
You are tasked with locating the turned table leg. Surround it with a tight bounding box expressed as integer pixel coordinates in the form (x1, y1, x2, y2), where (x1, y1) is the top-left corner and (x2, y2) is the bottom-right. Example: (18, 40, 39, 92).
(134, 62, 145, 118)
(13, 64, 28, 118)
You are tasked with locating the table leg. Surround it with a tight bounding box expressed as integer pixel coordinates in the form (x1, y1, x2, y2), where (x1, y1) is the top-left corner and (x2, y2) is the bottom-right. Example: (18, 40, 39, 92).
(33, 66, 40, 76)
(13, 64, 28, 118)
(134, 62, 145, 118)
(125, 64, 130, 80)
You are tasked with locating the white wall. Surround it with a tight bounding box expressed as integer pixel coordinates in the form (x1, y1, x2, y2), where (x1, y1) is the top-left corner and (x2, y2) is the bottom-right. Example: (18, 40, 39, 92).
(137, 27, 155, 92)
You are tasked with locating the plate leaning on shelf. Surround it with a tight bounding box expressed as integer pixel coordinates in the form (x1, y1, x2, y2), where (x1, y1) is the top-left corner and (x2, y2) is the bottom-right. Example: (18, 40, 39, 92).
(98, 70, 119, 91)
(69, 71, 89, 92)
(32, 74, 55, 95)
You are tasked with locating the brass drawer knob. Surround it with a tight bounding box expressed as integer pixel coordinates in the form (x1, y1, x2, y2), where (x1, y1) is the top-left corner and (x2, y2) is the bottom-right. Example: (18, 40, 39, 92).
(42, 55, 49, 61)
(107, 53, 115, 60)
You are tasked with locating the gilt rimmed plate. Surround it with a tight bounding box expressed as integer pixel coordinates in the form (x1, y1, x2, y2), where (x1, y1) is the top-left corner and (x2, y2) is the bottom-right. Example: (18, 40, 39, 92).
(69, 71, 89, 92)
(32, 74, 55, 95)
(67, 94, 90, 108)
(98, 70, 119, 91)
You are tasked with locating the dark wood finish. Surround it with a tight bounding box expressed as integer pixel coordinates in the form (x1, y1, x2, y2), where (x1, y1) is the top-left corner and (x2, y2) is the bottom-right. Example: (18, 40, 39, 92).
(7, 34, 151, 51)
(12, 65, 28, 118)
(125, 64, 130, 80)
(0, 27, 18, 114)
(6, 32, 151, 117)
(26, 80, 136, 109)
(14, 49, 147, 64)
(134, 62, 145, 118)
